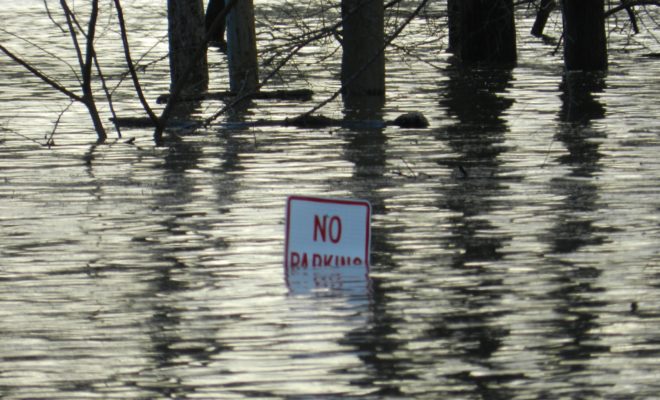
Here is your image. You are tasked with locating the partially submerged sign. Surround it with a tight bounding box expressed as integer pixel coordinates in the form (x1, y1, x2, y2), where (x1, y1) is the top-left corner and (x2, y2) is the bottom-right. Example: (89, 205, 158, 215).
(284, 196, 371, 293)
(285, 196, 371, 268)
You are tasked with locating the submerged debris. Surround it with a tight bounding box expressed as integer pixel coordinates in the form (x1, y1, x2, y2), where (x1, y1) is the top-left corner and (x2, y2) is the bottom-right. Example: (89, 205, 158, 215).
(112, 111, 430, 131)
(285, 111, 430, 129)
(157, 89, 314, 104)
(391, 111, 429, 128)
(284, 114, 337, 128)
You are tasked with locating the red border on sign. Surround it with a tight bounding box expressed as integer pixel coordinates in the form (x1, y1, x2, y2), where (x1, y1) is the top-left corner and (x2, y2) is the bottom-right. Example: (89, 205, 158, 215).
(284, 195, 371, 269)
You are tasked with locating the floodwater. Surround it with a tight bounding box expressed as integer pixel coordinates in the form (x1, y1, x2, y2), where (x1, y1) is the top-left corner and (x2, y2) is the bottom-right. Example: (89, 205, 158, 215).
(2, 1, 660, 398)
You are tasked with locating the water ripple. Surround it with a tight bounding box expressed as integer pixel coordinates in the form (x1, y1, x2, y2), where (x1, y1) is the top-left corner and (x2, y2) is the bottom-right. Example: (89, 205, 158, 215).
(2, 1, 660, 398)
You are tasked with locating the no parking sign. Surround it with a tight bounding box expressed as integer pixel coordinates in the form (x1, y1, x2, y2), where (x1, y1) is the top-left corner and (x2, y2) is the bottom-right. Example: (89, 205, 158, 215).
(284, 196, 371, 293)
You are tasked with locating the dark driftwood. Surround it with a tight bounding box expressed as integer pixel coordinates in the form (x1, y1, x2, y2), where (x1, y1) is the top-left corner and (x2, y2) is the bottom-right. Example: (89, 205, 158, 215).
(110, 117, 194, 128)
(156, 89, 314, 104)
(111, 111, 429, 130)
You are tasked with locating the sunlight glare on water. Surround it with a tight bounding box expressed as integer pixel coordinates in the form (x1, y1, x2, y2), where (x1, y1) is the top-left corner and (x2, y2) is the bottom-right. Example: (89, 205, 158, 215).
(1, 0, 660, 398)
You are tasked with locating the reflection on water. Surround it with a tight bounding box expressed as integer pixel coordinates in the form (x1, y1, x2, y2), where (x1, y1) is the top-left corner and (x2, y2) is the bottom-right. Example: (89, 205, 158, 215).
(432, 66, 517, 397)
(545, 72, 610, 395)
(2, 1, 660, 398)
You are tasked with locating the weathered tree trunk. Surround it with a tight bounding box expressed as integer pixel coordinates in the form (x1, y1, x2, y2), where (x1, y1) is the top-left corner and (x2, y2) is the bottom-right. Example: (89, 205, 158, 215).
(447, 0, 459, 53)
(451, 0, 517, 66)
(561, 0, 607, 71)
(167, 0, 208, 95)
(531, 0, 556, 37)
(226, 0, 259, 94)
(206, 0, 227, 50)
(341, 0, 385, 100)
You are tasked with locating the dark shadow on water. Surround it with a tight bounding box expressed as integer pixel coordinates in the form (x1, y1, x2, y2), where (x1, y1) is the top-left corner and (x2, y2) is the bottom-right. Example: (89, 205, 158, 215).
(436, 65, 514, 271)
(136, 100, 234, 399)
(431, 65, 519, 397)
(556, 71, 607, 178)
(337, 95, 418, 397)
(543, 71, 611, 396)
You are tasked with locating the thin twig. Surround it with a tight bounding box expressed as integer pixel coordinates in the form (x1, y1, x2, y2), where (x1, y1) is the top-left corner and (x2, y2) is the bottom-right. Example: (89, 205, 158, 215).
(94, 53, 122, 138)
(45, 100, 74, 148)
(0, 27, 81, 82)
(60, 0, 86, 76)
(605, 0, 660, 17)
(0, 44, 83, 102)
(203, 18, 341, 126)
(2, 124, 50, 148)
(43, 0, 67, 33)
(114, 0, 159, 127)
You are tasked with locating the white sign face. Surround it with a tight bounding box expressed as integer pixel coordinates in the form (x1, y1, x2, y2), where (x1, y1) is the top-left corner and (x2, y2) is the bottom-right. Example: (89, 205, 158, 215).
(285, 196, 371, 269)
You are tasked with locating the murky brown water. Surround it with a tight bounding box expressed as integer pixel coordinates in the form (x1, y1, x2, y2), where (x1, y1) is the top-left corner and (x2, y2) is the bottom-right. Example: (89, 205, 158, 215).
(2, 1, 660, 398)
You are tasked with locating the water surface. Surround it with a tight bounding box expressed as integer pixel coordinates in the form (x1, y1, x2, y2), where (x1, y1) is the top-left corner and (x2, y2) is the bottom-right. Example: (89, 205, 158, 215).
(1, 1, 660, 398)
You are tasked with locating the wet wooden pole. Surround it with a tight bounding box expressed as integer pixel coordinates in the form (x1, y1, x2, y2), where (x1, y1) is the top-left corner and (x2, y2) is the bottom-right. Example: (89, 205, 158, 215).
(226, 0, 259, 94)
(206, 0, 227, 50)
(341, 0, 385, 102)
(561, 0, 608, 71)
(450, 0, 517, 66)
(167, 0, 208, 95)
(447, 0, 459, 53)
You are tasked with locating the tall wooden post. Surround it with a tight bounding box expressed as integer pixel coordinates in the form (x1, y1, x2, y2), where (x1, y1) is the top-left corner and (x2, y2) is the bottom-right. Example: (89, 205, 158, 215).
(451, 0, 517, 66)
(447, 0, 459, 53)
(226, 0, 259, 94)
(206, 0, 227, 50)
(561, 0, 607, 71)
(341, 0, 385, 101)
(167, 0, 208, 95)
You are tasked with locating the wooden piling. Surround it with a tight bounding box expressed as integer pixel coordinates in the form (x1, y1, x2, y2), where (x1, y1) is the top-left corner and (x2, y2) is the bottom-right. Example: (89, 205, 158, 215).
(226, 0, 259, 94)
(167, 0, 208, 95)
(206, 0, 227, 50)
(341, 0, 385, 100)
(562, 0, 608, 71)
(450, 0, 517, 66)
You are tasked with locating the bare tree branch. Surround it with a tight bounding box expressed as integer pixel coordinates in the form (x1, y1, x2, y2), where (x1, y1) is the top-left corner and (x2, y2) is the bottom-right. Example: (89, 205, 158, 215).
(43, 0, 67, 33)
(0, 44, 83, 102)
(45, 100, 74, 148)
(0, 27, 81, 82)
(113, 0, 159, 127)
(93, 50, 122, 138)
(200, 0, 413, 128)
(60, 0, 86, 76)
(606, 0, 660, 17)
